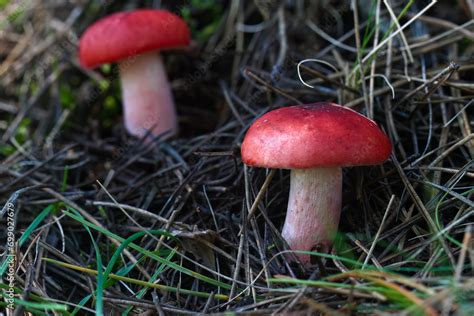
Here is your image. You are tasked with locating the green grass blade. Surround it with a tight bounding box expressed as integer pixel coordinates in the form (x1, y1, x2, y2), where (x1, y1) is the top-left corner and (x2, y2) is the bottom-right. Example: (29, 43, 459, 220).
(122, 249, 176, 315)
(99, 229, 176, 313)
(62, 208, 231, 289)
(66, 208, 104, 315)
(0, 204, 54, 277)
(43, 257, 233, 301)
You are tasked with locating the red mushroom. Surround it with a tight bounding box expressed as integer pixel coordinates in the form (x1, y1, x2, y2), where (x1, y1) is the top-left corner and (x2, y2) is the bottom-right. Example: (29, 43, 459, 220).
(241, 103, 392, 264)
(79, 9, 190, 139)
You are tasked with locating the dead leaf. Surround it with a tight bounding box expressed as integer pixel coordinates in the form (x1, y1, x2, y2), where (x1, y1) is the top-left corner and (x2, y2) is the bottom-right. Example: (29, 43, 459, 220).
(171, 229, 218, 270)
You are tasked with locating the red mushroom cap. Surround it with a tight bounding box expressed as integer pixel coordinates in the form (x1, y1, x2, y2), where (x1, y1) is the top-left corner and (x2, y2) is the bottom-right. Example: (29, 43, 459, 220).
(79, 9, 190, 68)
(241, 103, 392, 169)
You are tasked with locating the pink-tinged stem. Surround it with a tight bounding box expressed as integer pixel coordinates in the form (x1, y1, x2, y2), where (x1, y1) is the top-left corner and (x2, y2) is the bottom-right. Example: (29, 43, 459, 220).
(119, 52, 178, 139)
(281, 167, 342, 265)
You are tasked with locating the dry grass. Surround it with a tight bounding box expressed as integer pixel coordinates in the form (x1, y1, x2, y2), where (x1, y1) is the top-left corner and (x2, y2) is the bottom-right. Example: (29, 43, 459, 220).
(0, 0, 473, 314)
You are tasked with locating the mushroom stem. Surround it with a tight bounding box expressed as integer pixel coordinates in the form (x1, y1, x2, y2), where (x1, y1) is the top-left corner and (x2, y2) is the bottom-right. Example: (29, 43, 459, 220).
(281, 167, 342, 264)
(119, 52, 177, 139)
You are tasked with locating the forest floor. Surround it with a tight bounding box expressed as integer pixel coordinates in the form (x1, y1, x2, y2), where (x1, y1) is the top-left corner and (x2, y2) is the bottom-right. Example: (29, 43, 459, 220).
(0, 0, 473, 315)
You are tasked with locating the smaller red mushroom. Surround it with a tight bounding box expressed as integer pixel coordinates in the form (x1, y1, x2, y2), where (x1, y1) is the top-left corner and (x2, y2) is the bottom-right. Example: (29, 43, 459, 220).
(79, 9, 190, 139)
(241, 103, 392, 265)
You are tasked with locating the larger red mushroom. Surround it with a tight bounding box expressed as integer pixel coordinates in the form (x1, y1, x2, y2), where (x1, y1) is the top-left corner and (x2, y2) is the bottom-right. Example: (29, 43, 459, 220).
(241, 103, 392, 265)
(79, 9, 190, 139)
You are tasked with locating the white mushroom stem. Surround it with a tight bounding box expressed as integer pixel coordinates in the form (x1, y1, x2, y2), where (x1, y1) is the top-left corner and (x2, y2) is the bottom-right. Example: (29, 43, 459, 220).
(281, 167, 342, 265)
(119, 52, 178, 139)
